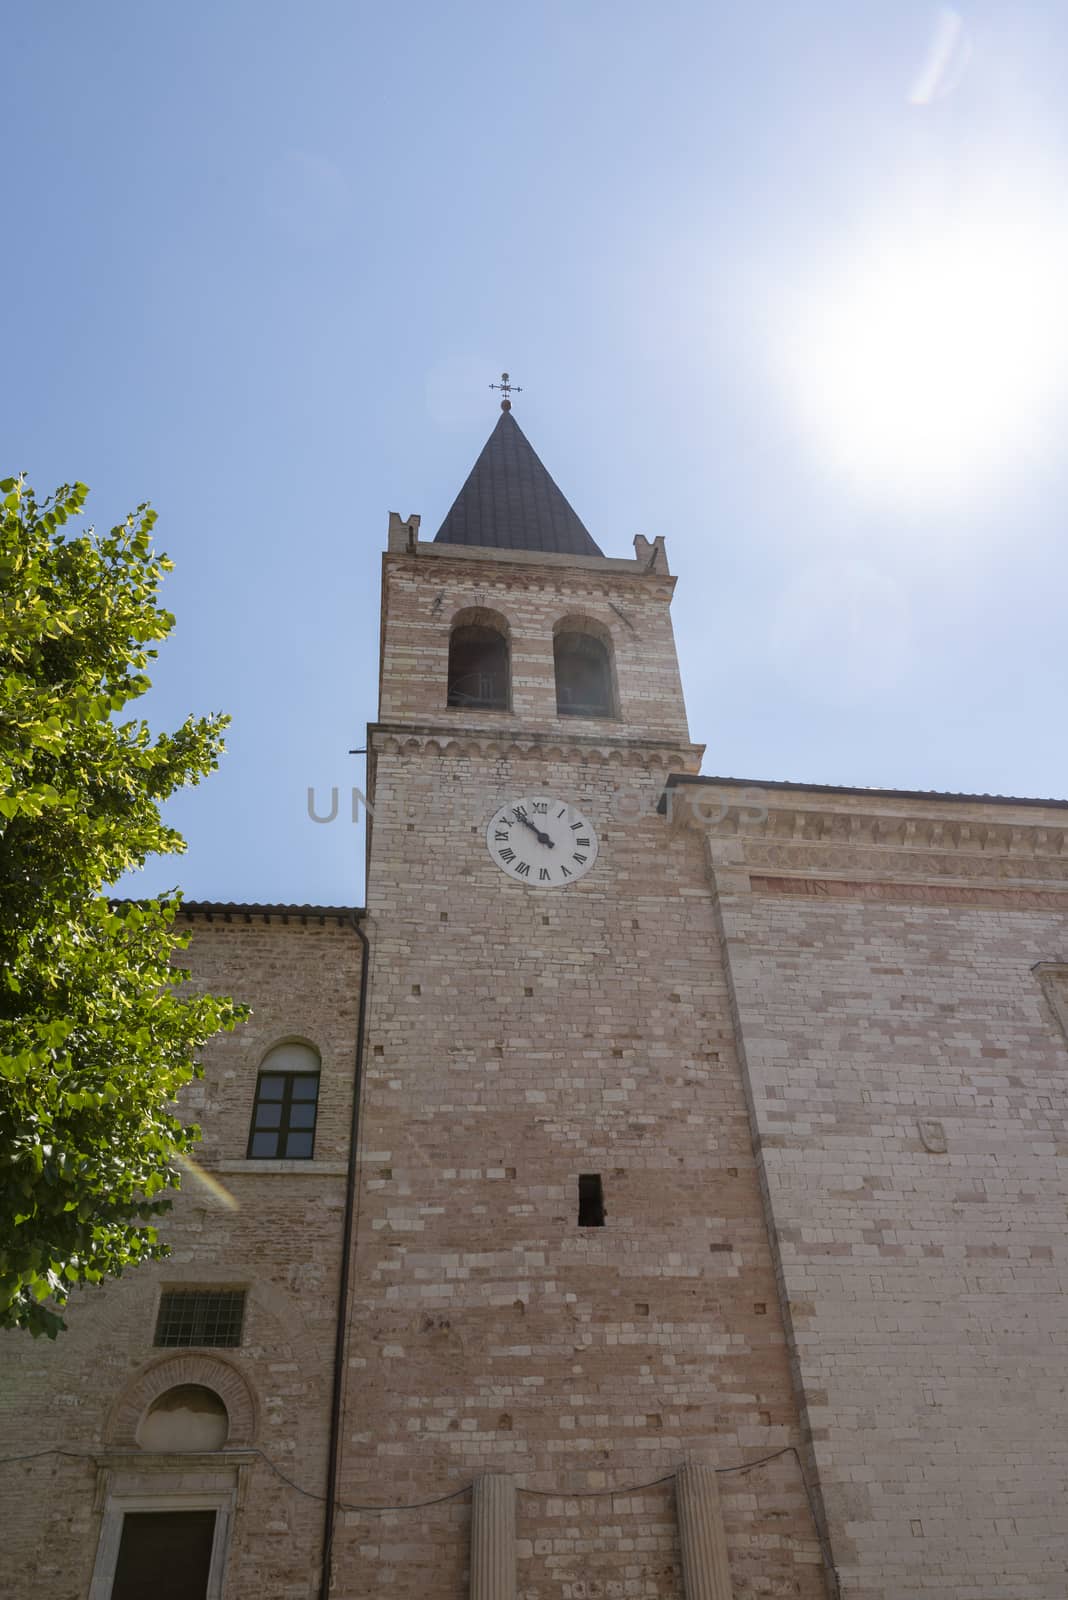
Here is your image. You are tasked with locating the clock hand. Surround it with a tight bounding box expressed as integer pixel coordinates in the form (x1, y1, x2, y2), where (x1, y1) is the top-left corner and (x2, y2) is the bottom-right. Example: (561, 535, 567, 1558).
(513, 811, 554, 848)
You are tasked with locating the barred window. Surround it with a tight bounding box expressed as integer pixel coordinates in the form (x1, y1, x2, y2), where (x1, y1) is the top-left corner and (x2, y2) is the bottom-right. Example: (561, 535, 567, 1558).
(248, 1042, 320, 1159)
(154, 1289, 245, 1348)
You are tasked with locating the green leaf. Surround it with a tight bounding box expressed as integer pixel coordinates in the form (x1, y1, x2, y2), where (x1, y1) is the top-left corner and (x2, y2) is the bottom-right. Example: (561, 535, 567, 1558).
(0, 473, 245, 1337)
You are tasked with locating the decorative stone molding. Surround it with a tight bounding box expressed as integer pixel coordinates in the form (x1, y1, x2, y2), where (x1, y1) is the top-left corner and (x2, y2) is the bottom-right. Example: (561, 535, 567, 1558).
(694, 801, 1068, 861)
(105, 1355, 257, 1449)
(370, 723, 702, 774)
(668, 780, 1068, 891)
(551, 608, 616, 644)
(737, 840, 1068, 886)
(750, 874, 1068, 912)
(388, 536, 678, 589)
(89, 1472, 241, 1600)
(449, 602, 512, 637)
(214, 1158, 348, 1176)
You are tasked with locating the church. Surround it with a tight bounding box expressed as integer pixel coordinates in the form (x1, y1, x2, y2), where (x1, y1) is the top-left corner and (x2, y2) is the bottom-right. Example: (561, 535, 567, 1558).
(5, 395, 1068, 1600)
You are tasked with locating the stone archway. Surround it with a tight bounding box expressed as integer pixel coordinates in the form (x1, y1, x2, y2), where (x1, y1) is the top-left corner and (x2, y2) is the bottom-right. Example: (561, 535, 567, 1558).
(105, 1354, 257, 1449)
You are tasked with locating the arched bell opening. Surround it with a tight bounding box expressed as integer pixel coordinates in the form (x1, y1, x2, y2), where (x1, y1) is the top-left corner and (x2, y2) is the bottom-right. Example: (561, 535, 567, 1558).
(446, 609, 511, 711)
(553, 623, 615, 719)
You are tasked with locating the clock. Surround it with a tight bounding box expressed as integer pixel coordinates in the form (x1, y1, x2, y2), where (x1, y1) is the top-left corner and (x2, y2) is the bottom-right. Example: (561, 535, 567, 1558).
(486, 796, 599, 887)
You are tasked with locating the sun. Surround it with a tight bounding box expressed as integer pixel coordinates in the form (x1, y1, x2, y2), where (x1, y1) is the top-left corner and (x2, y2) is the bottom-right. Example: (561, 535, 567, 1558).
(776, 175, 1068, 506)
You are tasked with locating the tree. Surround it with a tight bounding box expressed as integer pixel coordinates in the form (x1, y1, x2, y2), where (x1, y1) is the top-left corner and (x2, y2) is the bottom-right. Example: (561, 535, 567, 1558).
(0, 476, 245, 1337)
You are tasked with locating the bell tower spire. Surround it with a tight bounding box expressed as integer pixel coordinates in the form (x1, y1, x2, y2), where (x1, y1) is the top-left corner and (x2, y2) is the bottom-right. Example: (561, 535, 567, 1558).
(434, 401, 603, 558)
(380, 401, 696, 751)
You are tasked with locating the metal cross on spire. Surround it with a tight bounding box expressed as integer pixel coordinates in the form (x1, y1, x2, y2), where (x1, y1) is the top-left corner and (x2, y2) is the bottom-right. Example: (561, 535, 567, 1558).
(489, 371, 522, 412)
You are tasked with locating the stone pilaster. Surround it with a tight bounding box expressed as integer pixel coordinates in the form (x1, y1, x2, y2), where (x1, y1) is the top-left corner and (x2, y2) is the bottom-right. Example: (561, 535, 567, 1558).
(470, 1474, 515, 1600)
(676, 1462, 734, 1600)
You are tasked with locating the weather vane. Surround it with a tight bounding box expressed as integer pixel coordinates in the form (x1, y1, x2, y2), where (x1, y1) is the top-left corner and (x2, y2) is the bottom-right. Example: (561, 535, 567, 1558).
(490, 371, 522, 412)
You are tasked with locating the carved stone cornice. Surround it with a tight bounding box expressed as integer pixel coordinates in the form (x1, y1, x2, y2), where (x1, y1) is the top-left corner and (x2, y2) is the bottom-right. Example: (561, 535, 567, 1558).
(385, 554, 676, 605)
(385, 535, 676, 587)
(666, 777, 1068, 891)
(750, 874, 1068, 911)
(369, 721, 703, 774)
(729, 831, 1068, 886)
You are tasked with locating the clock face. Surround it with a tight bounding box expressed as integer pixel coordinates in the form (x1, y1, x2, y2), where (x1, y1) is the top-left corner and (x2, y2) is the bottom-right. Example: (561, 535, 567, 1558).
(486, 796, 599, 887)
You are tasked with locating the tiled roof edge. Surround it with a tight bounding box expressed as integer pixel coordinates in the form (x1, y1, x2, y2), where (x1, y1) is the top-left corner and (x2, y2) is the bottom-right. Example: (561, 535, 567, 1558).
(109, 899, 363, 925)
(663, 774, 1068, 809)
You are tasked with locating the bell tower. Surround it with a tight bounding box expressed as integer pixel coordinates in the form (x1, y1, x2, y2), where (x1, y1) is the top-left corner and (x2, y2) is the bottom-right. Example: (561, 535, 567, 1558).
(338, 401, 824, 1599)
(375, 404, 694, 748)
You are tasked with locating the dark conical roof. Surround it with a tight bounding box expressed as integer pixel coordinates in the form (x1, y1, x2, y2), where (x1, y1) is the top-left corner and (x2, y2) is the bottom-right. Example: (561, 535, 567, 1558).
(434, 410, 603, 557)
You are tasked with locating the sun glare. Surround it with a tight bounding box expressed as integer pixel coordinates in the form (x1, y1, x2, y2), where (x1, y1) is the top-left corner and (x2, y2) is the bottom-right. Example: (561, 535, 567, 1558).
(777, 178, 1068, 507)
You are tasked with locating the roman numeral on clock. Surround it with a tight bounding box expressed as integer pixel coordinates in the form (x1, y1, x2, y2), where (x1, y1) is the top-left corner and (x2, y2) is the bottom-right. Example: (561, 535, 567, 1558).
(498, 847, 516, 863)
(515, 861, 531, 877)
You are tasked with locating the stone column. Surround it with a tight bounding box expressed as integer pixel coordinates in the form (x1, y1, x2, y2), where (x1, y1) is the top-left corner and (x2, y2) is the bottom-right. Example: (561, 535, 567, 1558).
(470, 1473, 516, 1600)
(676, 1462, 734, 1600)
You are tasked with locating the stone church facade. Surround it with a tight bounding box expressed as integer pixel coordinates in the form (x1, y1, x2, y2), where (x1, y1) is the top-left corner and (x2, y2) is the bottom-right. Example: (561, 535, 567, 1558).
(4, 407, 1068, 1599)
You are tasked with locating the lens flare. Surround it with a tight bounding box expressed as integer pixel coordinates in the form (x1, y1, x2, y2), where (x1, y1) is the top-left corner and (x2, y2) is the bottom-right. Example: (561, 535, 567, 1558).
(178, 1153, 240, 1211)
(775, 167, 1068, 508)
(911, 8, 971, 105)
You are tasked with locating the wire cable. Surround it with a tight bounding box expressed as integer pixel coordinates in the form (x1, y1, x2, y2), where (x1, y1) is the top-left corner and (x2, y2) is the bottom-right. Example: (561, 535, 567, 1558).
(0, 1446, 471, 1514)
(0, 1433, 830, 1574)
(519, 1472, 676, 1498)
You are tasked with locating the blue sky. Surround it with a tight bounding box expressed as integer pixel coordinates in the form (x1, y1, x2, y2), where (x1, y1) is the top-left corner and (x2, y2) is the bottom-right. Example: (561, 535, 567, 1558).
(5, 2, 1067, 906)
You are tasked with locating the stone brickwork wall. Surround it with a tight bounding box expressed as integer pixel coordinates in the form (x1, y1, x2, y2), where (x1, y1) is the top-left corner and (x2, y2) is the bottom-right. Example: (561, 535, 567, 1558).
(12, 497, 1066, 1600)
(331, 538, 827, 1599)
(677, 780, 1068, 1600)
(338, 746, 824, 1598)
(1, 913, 362, 1598)
(376, 540, 695, 747)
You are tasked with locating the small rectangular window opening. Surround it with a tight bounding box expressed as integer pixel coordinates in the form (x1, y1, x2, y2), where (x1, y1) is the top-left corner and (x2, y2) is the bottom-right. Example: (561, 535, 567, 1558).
(578, 1173, 605, 1227)
(155, 1289, 245, 1348)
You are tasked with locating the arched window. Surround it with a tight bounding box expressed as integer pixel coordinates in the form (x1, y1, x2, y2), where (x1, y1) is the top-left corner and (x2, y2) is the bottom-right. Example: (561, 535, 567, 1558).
(248, 1041, 320, 1159)
(447, 616, 509, 710)
(138, 1384, 229, 1453)
(554, 628, 614, 718)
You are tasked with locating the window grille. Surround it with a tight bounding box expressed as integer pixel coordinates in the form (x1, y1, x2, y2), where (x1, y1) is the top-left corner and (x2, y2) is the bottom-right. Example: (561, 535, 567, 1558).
(154, 1289, 245, 1348)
